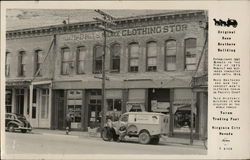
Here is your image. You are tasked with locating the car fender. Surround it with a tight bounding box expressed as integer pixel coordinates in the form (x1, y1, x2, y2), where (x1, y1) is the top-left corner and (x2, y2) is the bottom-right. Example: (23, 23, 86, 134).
(7, 121, 20, 127)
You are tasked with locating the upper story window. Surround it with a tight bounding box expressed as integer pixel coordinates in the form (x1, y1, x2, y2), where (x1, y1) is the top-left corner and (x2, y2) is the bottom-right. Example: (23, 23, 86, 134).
(18, 51, 26, 77)
(61, 47, 72, 75)
(128, 42, 139, 72)
(34, 50, 43, 76)
(185, 38, 197, 71)
(93, 45, 103, 74)
(146, 41, 157, 72)
(110, 43, 121, 73)
(77, 46, 86, 74)
(5, 52, 10, 77)
(165, 40, 177, 71)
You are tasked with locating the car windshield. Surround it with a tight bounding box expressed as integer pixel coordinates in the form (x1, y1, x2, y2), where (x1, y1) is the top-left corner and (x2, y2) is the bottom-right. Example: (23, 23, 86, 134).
(16, 114, 26, 120)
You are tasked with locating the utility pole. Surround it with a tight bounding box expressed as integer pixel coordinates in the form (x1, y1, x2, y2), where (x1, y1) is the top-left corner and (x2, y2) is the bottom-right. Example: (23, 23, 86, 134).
(94, 9, 116, 129)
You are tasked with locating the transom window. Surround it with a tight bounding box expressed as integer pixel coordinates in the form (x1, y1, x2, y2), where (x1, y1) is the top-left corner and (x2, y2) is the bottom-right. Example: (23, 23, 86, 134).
(61, 47, 72, 75)
(128, 42, 139, 72)
(5, 52, 10, 77)
(185, 38, 197, 71)
(146, 41, 157, 72)
(93, 45, 103, 74)
(18, 51, 26, 77)
(110, 43, 121, 73)
(165, 40, 177, 71)
(77, 46, 86, 74)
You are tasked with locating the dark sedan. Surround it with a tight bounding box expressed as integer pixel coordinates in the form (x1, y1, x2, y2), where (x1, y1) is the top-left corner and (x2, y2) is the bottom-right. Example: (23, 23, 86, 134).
(5, 113, 32, 133)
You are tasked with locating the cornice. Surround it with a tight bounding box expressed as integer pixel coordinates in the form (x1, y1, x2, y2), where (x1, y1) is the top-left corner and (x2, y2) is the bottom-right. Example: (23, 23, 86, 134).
(6, 10, 206, 40)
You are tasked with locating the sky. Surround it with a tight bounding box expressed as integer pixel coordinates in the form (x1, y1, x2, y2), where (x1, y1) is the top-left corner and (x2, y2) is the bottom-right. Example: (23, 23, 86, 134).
(6, 9, 170, 30)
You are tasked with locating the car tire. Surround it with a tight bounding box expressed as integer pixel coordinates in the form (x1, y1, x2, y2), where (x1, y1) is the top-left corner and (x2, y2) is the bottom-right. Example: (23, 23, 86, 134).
(8, 124, 16, 132)
(150, 137, 160, 144)
(21, 129, 27, 133)
(138, 131, 151, 144)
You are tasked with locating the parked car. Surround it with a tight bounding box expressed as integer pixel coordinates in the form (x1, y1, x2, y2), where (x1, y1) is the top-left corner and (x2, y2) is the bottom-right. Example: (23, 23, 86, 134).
(5, 113, 32, 133)
(102, 112, 169, 144)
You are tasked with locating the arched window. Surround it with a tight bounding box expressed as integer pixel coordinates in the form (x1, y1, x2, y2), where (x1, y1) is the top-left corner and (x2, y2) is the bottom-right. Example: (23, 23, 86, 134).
(146, 41, 157, 72)
(34, 50, 43, 76)
(18, 51, 26, 76)
(165, 40, 177, 71)
(128, 42, 139, 72)
(61, 47, 71, 75)
(5, 52, 10, 77)
(110, 43, 121, 72)
(77, 46, 86, 74)
(185, 38, 197, 70)
(93, 45, 103, 74)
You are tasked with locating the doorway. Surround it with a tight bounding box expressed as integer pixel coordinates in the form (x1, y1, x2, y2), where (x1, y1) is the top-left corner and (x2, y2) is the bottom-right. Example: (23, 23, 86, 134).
(16, 89, 24, 115)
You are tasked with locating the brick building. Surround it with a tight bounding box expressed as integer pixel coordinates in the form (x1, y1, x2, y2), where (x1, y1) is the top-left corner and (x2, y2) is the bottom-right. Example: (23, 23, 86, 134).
(5, 10, 208, 139)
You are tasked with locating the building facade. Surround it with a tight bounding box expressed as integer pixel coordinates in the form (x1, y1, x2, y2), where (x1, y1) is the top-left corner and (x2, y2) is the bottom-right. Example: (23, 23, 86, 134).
(5, 10, 208, 139)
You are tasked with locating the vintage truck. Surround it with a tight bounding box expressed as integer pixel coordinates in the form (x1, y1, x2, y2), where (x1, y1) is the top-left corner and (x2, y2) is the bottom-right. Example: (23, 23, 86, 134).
(101, 112, 169, 144)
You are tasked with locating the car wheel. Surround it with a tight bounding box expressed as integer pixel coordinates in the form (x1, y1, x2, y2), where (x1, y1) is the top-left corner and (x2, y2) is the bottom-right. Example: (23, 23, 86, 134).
(8, 124, 16, 132)
(150, 137, 160, 144)
(21, 129, 27, 133)
(138, 131, 151, 144)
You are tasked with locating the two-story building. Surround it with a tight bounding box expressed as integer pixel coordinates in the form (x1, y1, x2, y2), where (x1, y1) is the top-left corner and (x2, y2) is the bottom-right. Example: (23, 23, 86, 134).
(5, 10, 208, 139)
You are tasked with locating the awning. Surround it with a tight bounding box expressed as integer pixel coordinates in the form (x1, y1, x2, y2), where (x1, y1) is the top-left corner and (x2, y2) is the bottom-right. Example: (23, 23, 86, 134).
(6, 80, 31, 88)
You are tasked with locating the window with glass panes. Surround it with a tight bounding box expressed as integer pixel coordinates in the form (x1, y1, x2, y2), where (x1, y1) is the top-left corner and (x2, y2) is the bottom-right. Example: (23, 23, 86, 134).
(146, 41, 157, 72)
(185, 38, 197, 71)
(107, 99, 122, 111)
(5, 52, 10, 77)
(41, 89, 49, 119)
(128, 42, 139, 72)
(18, 51, 26, 76)
(61, 47, 72, 75)
(110, 43, 121, 73)
(93, 45, 103, 74)
(35, 50, 43, 76)
(165, 40, 177, 71)
(77, 46, 86, 74)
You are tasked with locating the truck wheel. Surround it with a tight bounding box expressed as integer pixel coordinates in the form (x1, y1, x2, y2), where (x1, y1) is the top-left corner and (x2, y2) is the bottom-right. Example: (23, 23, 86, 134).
(150, 137, 160, 144)
(101, 127, 112, 141)
(139, 131, 151, 144)
(21, 129, 27, 133)
(8, 124, 16, 132)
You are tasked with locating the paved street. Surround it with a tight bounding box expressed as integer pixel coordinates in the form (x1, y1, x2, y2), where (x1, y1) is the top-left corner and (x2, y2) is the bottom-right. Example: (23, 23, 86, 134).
(4, 131, 206, 155)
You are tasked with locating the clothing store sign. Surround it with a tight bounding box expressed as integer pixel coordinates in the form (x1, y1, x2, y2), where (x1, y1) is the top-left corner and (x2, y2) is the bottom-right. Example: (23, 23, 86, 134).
(62, 24, 188, 42)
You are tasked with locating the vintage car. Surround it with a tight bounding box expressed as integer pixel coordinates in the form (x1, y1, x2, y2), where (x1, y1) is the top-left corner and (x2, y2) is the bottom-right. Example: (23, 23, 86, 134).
(102, 112, 169, 144)
(5, 113, 32, 133)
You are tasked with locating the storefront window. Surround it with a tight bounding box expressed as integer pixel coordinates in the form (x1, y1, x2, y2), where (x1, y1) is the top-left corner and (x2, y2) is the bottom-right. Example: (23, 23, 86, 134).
(77, 46, 86, 74)
(67, 90, 82, 125)
(18, 51, 26, 76)
(129, 42, 139, 72)
(185, 38, 197, 71)
(5, 89, 12, 113)
(5, 52, 10, 77)
(61, 47, 72, 75)
(107, 99, 122, 121)
(110, 43, 121, 73)
(165, 40, 177, 71)
(93, 45, 103, 74)
(34, 50, 43, 76)
(146, 41, 157, 72)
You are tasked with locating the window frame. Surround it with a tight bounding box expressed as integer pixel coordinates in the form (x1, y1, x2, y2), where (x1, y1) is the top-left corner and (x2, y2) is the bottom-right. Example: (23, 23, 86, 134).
(61, 47, 72, 75)
(76, 46, 86, 74)
(5, 52, 10, 77)
(184, 38, 197, 71)
(93, 45, 103, 74)
(146, 41, 157, 72)
(165, 40, 177, 71)
(110, 43, 121, 73)
(128, 42, 139, 73)
(34, 49, 43, 76)
(18, 51, 26, 77)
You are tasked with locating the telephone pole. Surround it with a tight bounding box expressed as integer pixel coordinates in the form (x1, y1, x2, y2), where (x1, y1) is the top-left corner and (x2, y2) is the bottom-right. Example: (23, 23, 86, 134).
(94, 9, 116, 129)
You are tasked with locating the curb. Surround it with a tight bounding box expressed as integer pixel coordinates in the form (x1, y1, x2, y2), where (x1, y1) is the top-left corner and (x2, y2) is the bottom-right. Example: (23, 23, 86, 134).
(41, 133, 79, 138)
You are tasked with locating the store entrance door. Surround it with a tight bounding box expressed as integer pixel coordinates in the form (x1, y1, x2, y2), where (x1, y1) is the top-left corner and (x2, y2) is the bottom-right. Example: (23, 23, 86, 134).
(16, 89, 24, 115)
(88, 99, 101, 128)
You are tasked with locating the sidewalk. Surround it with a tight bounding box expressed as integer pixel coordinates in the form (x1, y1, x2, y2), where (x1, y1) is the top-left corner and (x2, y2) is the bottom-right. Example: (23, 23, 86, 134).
(31, 128, 207, 149)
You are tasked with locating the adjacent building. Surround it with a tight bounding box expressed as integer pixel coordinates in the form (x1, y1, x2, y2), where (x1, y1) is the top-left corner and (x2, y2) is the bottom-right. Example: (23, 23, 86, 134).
(5, 10, 208, 139)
